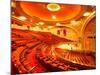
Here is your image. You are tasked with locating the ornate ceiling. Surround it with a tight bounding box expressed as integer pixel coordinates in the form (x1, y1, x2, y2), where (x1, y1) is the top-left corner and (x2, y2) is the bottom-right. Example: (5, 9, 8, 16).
(15, 2, 86, 22)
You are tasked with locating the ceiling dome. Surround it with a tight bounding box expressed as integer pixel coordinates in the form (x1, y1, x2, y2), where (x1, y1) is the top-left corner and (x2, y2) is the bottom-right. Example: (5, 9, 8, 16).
(17, 2, 84, 22)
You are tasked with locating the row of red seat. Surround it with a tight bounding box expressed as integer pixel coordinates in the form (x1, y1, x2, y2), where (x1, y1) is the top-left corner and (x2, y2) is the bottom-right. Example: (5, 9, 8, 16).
(55, 48, 96, 68)
(12, 29, 48, 73)
(12, 28, 95, 74)
(12, 28, 71, 45)
(36, 52, 78, 71)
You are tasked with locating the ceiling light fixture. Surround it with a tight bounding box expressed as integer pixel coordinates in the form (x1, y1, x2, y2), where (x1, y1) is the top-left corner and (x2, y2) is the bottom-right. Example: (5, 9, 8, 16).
(83, 12, 90, 16)
(18, 16, 27, 21)
(70, 20, 76, 24)
(52, 15, 57, 20)
(70, 20, 81, 26)
(47, 3, 61, 12)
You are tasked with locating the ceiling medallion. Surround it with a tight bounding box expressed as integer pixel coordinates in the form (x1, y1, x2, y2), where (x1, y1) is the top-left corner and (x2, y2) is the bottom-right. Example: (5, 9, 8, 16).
(47, 3, 61, 12)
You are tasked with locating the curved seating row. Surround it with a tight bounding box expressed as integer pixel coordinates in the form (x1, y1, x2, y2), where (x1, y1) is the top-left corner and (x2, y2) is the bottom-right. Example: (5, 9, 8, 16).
(55, 48, 96, 68)
(12, 29, 96, 74)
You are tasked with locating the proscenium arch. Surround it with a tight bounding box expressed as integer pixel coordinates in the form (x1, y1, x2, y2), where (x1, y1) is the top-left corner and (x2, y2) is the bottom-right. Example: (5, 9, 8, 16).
(80, 11, 96, 51)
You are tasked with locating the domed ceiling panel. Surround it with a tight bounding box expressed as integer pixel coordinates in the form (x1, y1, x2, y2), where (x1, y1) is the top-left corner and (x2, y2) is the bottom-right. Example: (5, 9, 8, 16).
(17, 2, 84, 22)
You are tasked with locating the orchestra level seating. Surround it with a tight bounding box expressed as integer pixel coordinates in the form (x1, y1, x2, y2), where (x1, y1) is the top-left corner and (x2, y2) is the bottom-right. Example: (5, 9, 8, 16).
(11, 29, 96, 74)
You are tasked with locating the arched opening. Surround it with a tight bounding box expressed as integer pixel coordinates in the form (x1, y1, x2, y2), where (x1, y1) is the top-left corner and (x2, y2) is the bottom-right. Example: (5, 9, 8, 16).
(83, 17, 96, 53)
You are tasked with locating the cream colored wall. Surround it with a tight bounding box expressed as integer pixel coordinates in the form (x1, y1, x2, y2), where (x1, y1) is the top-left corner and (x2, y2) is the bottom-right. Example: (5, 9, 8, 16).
(49, 28, 78, 41)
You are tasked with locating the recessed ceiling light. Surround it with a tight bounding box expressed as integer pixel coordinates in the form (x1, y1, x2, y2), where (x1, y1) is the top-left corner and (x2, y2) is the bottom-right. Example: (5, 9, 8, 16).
(83, 12, 90, 16)
(52, 15, 57, 19)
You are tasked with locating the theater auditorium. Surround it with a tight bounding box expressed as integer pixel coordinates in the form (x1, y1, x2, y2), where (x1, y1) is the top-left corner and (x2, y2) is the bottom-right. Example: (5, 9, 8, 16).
(11, 1, 96, 74)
